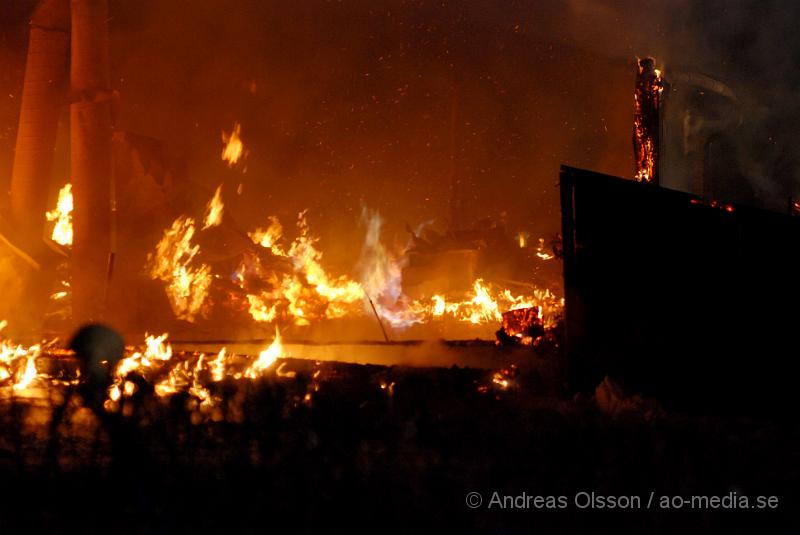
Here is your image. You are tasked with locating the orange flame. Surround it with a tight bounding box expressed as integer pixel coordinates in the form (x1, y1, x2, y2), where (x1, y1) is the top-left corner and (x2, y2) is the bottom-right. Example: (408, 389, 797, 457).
(248, 215, 285, 255)
(147, 217, 212, 322)
(202, 185, 224, 230)
(221, 122, 245, 166)
(245, 327, 284, 378)
(243, 212, 363, 325)
(46, 183, 73, 246)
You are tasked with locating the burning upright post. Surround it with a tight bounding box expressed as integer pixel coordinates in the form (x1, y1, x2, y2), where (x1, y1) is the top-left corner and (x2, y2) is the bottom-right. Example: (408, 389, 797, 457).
(70, 0, 113, 322)
(633, 57, 664, 184)
(9, 0, 70, 256)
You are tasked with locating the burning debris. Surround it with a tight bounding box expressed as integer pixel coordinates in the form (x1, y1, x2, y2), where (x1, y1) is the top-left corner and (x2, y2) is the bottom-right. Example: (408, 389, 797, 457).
(495, 306, 544, 346)
(633, 57, 664, 183)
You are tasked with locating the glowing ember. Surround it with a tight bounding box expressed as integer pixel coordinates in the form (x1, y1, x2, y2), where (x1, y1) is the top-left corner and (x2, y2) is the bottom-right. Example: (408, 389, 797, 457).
(202, 185, 224, 230)
(46, 183, 73, 246)
(245, 327, 284, 378)
(221, 122, 245, 166)
(536, 238, 554, 260)
(492, 371, 510, 389)
(147, 217, 212, 322)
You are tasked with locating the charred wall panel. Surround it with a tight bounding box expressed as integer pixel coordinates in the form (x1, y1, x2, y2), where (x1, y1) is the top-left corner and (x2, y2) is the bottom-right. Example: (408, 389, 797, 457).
(560, 165, 800, 412)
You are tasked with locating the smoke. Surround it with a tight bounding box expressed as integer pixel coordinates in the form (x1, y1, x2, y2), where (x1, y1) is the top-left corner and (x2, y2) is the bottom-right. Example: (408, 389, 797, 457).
(562, 0, 800, 207)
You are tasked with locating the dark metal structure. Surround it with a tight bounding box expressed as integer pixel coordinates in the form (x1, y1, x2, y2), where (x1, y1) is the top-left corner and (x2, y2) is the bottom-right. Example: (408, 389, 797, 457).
(560, 165, 799, 412)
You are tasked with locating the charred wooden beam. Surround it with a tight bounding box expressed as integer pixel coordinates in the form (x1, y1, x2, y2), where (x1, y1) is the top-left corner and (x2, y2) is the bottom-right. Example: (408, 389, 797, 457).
(632, 57, 664, 184)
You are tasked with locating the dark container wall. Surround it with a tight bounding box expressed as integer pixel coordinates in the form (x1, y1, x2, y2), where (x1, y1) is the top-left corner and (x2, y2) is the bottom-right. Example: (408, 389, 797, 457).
(560, 165, 800, 413)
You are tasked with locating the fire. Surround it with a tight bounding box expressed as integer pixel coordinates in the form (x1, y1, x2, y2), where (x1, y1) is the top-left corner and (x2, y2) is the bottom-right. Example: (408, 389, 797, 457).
(144, 332, 173, 361)
(0, 326, 45, 393)
(221, 122, 245, 166)
(209, 347, 226, 382)
(13, 351, 39, 391)
(147, 217, 212, 322)
(202, 185, 224, 230)
(110, 332, 216, 411)
(286, 213, 364, 313)
(148, 194, 563, 335)
(357, 208, 412, 325)
(465, 279, 501, 324)
(113, 333, 173, 386)
(46, 183, 73, 246)
(248, 216, 285, 255)
(400, 279, 562, 329)
(633, 57, 663, 183)
(245, 327, 283, 378)
(432, 294, 446, 316)
(242, 212, 364, 325)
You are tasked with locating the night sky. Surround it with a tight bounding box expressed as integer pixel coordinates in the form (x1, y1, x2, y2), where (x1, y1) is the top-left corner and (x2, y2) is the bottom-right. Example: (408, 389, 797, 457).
(1, 0, 798, 264)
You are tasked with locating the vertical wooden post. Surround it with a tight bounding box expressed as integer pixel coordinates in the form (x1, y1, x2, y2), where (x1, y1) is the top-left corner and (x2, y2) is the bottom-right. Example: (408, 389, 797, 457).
(633, 57, 663, 184)
(10, 0, 70, 256)
(70, 0, 113, 322)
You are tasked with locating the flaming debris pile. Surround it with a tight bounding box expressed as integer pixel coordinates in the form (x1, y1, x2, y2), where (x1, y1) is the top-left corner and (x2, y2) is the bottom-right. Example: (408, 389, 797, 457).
(633, 57, 664, 183)
(103, 121, 562, 334)
(33, 111, 562, 338)
(167, 214, 560, 331)
(0, 323, 285, 415)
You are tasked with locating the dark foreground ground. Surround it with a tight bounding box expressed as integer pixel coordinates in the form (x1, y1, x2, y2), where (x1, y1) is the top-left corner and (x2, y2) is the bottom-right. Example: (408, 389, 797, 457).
(0, 357, 796, 534)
